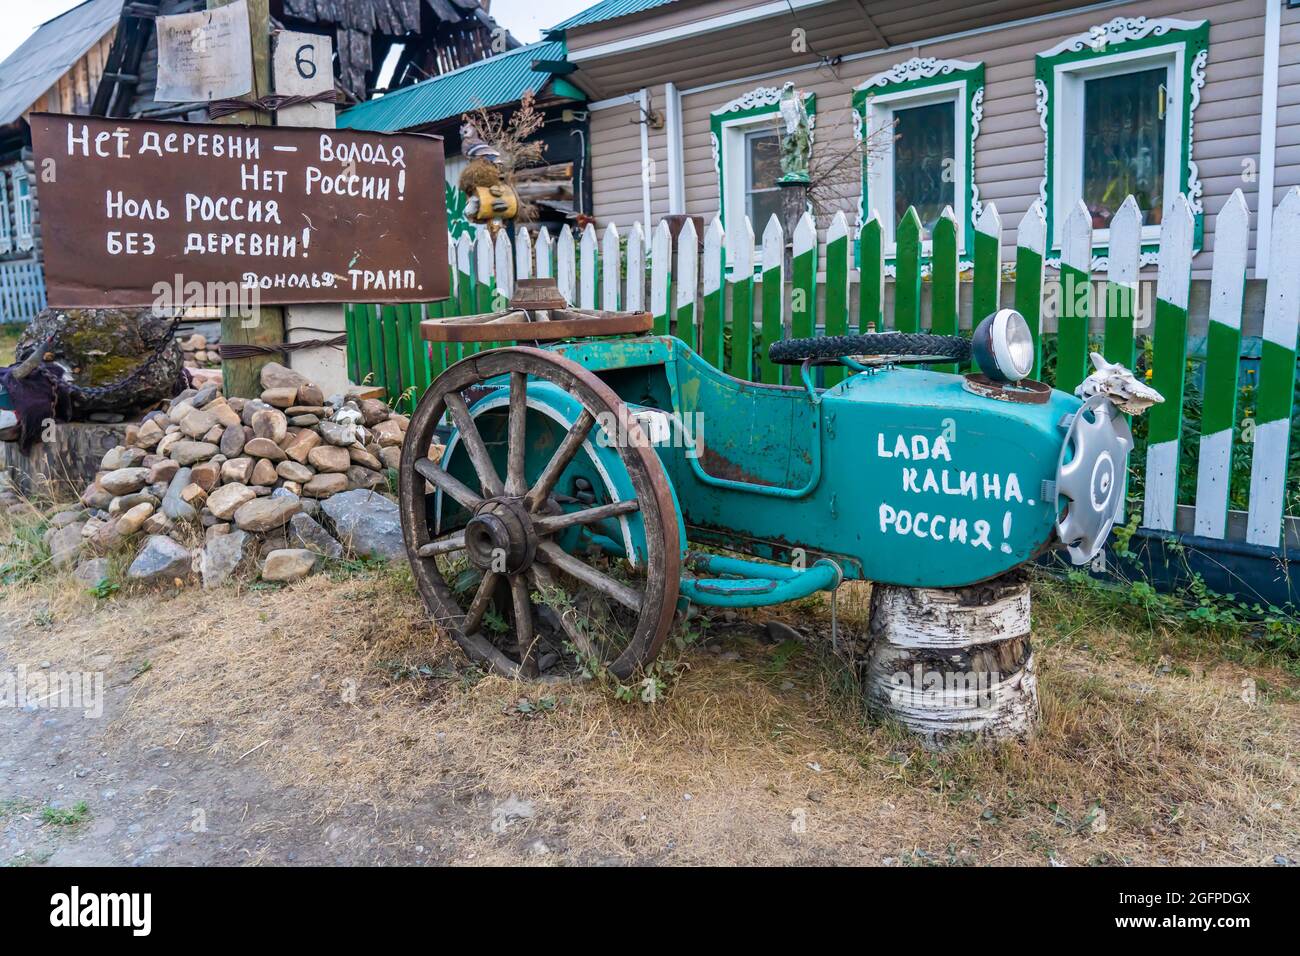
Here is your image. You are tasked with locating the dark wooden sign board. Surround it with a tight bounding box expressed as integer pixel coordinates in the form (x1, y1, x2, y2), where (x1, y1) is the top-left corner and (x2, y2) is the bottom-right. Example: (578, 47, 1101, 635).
(31, 114, 449, 307)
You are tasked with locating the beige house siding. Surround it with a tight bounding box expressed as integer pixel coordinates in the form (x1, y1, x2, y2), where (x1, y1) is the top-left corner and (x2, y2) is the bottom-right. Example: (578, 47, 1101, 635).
(1277, 2, 1300, 203)
(587, 0, 1277, 277)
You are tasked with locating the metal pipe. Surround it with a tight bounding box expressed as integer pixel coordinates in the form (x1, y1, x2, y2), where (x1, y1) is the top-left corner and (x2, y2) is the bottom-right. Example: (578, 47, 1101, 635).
(681, 554, 841, 607)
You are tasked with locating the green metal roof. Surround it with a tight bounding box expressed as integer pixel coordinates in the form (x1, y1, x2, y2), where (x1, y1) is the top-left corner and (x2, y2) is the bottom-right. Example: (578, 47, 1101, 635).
(336, 39, 575, 133)
(548, 0, 680, 34)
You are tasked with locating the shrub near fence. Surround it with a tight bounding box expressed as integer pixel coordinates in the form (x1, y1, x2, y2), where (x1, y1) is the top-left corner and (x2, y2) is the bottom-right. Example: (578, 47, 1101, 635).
(346, 186, 1300, 561)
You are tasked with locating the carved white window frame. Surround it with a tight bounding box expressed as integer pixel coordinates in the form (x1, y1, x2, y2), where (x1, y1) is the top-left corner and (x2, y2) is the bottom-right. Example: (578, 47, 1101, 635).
(10, 164, 33, 253)
(1035, 16, 1208, 268)
(710, 85, 815, 237)
(0, 168, 11, 257)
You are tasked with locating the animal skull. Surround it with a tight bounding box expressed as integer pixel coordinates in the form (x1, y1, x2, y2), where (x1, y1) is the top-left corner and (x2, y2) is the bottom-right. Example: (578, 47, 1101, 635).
(1074, 352, 1164, 415)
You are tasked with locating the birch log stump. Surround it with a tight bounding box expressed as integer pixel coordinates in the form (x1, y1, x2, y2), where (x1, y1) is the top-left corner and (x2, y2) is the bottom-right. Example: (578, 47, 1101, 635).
(864, 574, 1039, 747)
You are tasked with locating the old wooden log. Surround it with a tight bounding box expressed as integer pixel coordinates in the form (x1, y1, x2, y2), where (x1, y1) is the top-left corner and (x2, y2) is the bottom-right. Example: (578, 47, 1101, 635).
(863, 574, 1039, 747)
(2, 421, 129, 501)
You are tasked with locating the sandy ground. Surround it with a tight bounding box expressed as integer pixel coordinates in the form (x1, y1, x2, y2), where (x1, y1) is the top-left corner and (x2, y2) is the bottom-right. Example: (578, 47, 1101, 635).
(2, 556, 1298, 867)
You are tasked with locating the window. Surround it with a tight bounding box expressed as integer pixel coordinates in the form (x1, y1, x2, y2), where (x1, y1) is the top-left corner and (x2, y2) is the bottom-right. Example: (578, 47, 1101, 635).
(744, 129, 782, 232)
(893, 100, 956, 232)
(0, 169, 10, 257)
(11, 166, 33, 252)
(853, 57, 984, 271)
(710, 85, 816, 249)
(1083, 67, 1167, 230)
(1036, 16, 1208, 267)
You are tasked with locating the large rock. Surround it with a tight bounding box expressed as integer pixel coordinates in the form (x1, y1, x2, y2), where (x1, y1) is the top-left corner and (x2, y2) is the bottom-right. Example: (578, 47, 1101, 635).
(221, 457, 255, 484)
(303, 473, 347, 498)
(288, 512, 343, 559)
(259, 362, 309, 391)
(321, 490, 404, 560)
(99, 467, 151, 496)
(161, 468, 197, 521)
(276, 460, 314, 484)
(207, 483, 256, 520)
(233, 496, 301, 533)
(261, 548, 319, 582)
(219, 424, 246, 457)
(284, 430, 321, 463)
(244, 437, 286, 461)
(115, 501, 154, 536)
(317, 421, 357, 447)
(73, 557, 111, 588)
(307, 444, 350, 473)
(199, 530, 254, 588)
(127, 535, 193, 584)
(170, 441, 220, 466)
(48, 522, 86, 569)
(101, 446, 146, 470)
(251, 408, 288, 442)
(179, 408, 219, 439)
(16, 308, 185, 415)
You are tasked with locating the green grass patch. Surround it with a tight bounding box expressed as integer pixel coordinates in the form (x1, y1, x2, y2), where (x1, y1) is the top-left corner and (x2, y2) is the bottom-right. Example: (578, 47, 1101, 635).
(40, 801, 89, 827)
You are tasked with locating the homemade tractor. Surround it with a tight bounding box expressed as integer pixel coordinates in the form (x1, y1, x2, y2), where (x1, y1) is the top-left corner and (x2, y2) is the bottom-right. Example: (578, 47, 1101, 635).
(398, 285, 1156, 679)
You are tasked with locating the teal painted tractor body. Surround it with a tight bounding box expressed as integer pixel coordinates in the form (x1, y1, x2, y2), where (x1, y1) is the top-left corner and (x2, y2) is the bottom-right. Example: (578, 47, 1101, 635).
(439, 335, 1083, 601)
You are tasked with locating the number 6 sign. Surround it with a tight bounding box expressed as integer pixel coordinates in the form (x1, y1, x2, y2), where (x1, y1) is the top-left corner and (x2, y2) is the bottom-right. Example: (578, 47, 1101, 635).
(272, 30, 333, 127)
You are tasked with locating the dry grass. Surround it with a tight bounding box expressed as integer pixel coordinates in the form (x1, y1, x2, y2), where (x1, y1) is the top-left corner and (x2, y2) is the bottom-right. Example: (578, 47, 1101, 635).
(0, 322, 21, 365)
(1, 503, 1298, 866)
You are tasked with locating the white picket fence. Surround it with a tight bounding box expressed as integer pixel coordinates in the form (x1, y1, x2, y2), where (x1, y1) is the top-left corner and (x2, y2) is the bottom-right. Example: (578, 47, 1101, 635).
(0, 258, 46, 323)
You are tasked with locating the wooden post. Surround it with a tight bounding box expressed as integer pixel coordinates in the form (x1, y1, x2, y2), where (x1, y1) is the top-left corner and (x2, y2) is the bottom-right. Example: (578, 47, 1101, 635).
(274, 29, 350, 396)
(208, 0, 284, 399)
(864, 575, 1039, 747)
(779, 184, 808, 274)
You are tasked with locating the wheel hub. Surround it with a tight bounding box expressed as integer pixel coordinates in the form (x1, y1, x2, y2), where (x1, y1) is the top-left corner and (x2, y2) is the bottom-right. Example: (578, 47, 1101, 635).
(1054, 395, 1134, 565)
(464, 498, 538, 574)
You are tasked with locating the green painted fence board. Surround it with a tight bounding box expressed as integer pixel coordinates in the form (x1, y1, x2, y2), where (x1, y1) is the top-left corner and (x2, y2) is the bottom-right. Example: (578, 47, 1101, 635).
(894, 207, 922, 333)
(1056, 200, 1094, 395)
(790, 212, 817, 341)
(701, 218, 726, 369)
(726, 217, 755, 381)
(858, 214, 884, 333)
(759, 215, 784, 386)
(1013, 203, 1047, 379)
(930, 208, 959, 374)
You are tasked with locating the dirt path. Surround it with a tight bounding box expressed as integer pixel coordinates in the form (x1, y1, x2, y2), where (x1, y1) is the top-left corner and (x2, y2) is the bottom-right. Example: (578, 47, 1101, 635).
(0, 638, 519, 866)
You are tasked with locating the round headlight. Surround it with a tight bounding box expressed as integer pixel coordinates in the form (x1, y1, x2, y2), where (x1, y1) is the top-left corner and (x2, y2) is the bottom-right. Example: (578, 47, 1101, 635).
(972, 308, 1035, 383)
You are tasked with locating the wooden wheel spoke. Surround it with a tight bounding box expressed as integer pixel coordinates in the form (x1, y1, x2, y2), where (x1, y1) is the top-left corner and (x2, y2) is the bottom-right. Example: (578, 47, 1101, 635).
(414, 457, 483, 511)
(528, 564, 598, 660)
(536, 541, 642, 612)
(445, 391, 505, 497)
(505, 371, 529, 497)
(524, 408, 595, 512)
(533, 498, 640, 535)
(462, 570, 499, 634)
(510, 575, 540, 678)
(416, 531, 465, 558)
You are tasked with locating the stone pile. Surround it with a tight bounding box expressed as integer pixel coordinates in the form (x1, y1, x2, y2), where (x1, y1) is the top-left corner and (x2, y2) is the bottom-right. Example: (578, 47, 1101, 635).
(178, 330, 221, 369)
(44, 362, 415, 589)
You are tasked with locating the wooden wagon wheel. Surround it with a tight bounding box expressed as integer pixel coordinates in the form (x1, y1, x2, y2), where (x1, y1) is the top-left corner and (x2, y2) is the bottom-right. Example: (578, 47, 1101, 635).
(399, 347, 681, 680)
